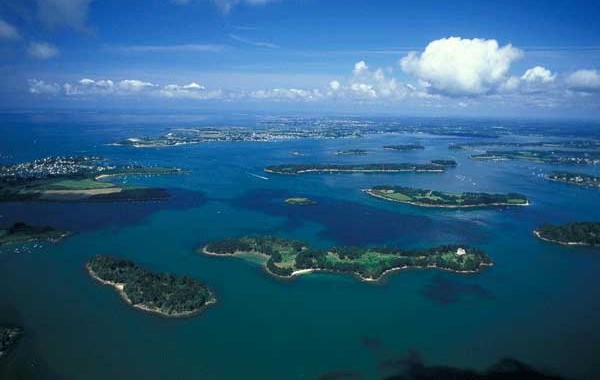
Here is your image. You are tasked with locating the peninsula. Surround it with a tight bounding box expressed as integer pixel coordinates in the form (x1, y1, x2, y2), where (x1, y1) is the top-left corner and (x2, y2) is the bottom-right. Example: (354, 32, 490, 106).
(264, 160, 456, 175)
(87, 255, 216, 317)
(0, 156, 187, 202)
(548, 171, 600, 188)
(366, 186, 529, 208)
(534, 222, 600, 247)
(0, 326, 23, 358)
(0, 222, 70, 246)
(202, 236, 492, 281)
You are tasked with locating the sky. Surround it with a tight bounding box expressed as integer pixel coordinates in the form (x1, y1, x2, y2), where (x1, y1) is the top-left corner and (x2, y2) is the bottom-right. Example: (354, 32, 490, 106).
(1, 0, 600, 117)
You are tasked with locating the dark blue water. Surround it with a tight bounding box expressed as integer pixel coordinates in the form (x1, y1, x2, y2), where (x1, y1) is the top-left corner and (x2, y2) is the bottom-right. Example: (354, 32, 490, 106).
(1, 112, 600, 380)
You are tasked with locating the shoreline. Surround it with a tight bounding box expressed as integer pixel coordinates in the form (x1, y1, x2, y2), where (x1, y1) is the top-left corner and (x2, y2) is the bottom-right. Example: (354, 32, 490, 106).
(364, 189, 530, 208)
(201, 246, 492, 283)
(533, 230, 593, 247)
(86, 264, 216, 318)
(264, 168, 444, 175)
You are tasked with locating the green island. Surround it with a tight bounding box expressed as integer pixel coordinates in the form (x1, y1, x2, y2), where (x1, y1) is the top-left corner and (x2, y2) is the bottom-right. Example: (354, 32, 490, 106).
(0, 326, 23, 358)
(87, 255, 216, 317)
(534, 222, 600, 247)
(471, 150, 600, 165)
(0, 222, 70, 246)
(449, 140, 600, 151)
(0, 156, 187, 202)
(336, 149, 368, 155)
(285, 197, 317, 205)
(366, 186, 529, 208)
(201, 236, 492, 281)
(383, 144, 424, 151)
(264, 160, 456, 175)
(548, 171, 600, 188)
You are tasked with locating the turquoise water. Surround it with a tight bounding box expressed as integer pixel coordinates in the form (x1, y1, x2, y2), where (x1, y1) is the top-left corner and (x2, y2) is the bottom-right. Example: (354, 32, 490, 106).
(1, 113, 600, 379)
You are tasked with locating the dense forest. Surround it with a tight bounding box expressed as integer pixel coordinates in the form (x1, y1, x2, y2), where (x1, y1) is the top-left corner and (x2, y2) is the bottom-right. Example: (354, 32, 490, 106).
(536, 222, 600, 246)
(88, 255, 215, 316)
(204, 236, 491, 280)
(0, 222, 68, 245)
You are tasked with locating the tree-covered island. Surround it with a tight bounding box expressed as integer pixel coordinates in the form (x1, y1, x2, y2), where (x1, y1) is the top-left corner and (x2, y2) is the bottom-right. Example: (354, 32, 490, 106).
(264, 160, 456, 175)
(87, 255, 216, 317)
(0, 222, 70, 246)
(534, 222, 600, 247)
(366, 186, 529, 208)
(0, 326, 23, 358)
(0, 156, 187, 202)
(336, 149, 368, 155)
(471, 150, 600, 165)
(548, 171, 600, 188)
(383, 144, 424, 151)
(285, 197, 317, 205)
(202, 236, 492, 281)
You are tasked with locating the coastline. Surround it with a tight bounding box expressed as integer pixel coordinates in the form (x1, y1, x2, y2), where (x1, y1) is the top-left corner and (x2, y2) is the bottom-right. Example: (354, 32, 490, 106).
(86, 264, 216, 318)
(201, 246, 493, 283)
(364, 189, 530, 208)
(264, 168, 444, 175)
(533, 230, 593, 247)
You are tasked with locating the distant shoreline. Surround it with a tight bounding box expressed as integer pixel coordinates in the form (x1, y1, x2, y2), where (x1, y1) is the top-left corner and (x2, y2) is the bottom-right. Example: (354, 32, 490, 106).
(364, 189, 530, 208)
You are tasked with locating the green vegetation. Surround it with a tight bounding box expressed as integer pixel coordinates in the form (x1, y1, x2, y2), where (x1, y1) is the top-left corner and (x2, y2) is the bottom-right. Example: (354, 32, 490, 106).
(0, 222, 69, 246)
(449, 140, 600, 151)
(471, 150, 600, 165)
(203, 236, 492, 281)
(548, 171, 600, 188)
(0, 326, 23, 358)
(336, 149, 368, 155)
(285, 197, 317, 205)
(383, 144, 424, 151)
(264, 161, 456, 175)
(87, 255, 216, 317)
(366, 186, 528, 208)
(535, 222, 600, 246)
(0, 156, 186, 202)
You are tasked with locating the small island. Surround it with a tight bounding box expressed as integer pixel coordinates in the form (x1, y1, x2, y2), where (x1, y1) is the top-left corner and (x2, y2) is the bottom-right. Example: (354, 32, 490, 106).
(365, 186, 529, 208)
(534, 222, 600, 247)
(264, 161, 456, 175)
(0, 222, 70, 246)
(87, 255, 216, 317)
(383, 144, 424, 151)
(0, 326, 23, 358)
(0, 156, 187, 202)
(548, 171, 600, 188)
(336, 149, 368, 155)
(285, 197, 317, 205)
(201, 236, 492, 281)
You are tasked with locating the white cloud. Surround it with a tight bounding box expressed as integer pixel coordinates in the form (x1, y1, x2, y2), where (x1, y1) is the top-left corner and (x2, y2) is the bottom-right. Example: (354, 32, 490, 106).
(400, 37, 522, 96)
(521, 66, 555, 83)
(27, 42, 59, 59)
(64, 78, 114, 95)
(159, 82, 223, 99)
(229, 34, 279, 49)
(329, 80, 340, 91)
(28, 79, 60, 94)
(0, 19, 20, 40)
(118, 80, 157, 92)
(35, 0, 93, 31)
(248, 88, 323, 101)
(565, 69, 600, 92)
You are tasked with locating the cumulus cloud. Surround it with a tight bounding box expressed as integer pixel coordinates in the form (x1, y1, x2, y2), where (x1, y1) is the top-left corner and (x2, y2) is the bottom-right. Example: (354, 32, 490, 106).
(521, 66, 555, 83)
(400, 37, 522, 96)
(28, 79, 60, 94)
(159, 82, 222, 99)
(35, 0, 93, 31)
(64, 78, 114, 95)
(565, 69, 600, 92)
(27, 42, 59, 59)
(248, 88, 323, 101)
(118, 80, 157, 92)
(0, 19, 21, 40)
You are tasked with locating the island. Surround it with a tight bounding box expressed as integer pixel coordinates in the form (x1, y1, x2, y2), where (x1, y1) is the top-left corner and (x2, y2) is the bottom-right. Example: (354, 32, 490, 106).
(449, 140, 600, 151)
(264, 161, 456, 175)
(201, 236, 492, 281)
(548, 171, 600, 188)
(0, 326, 23, 358)
(0, 222, 70, 246)
(0, 156, 187, 202)
(383, 144, 424, 151)
(336, 149, 368, 155)
(365, 186, 529, 208)
(87, 255, 216, 317)
(534, 222, 600, 247)
(471, 150, 600, 165)
(285, 197, 317, 205)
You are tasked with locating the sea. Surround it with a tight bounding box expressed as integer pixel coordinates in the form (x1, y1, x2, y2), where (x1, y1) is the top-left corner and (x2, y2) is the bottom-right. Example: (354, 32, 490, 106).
(1, 111, 600, 380)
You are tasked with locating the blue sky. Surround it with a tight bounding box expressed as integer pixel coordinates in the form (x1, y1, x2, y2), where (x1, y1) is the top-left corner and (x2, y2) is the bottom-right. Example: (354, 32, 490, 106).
(1, 0, 600, 117)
